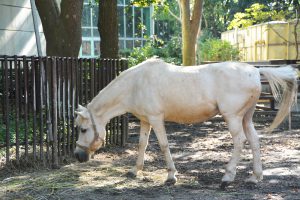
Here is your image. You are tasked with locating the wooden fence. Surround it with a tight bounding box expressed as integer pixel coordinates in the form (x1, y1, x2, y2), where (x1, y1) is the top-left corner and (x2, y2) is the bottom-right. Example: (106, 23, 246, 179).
(0, 56, 129, 167)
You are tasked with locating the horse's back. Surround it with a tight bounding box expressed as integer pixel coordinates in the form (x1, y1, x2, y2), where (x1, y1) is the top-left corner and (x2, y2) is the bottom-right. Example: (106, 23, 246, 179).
(127, 60, 261, 123)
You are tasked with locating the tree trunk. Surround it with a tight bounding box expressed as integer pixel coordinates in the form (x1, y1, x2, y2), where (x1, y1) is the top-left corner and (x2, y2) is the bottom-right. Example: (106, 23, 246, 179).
(98, 0, 119, 59)
(35, 0, 84, 57)
(180, 0, 203, 66)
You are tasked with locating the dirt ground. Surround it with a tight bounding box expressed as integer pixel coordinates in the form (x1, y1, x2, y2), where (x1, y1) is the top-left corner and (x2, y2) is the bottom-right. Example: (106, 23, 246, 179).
(1, 118, 300, 200)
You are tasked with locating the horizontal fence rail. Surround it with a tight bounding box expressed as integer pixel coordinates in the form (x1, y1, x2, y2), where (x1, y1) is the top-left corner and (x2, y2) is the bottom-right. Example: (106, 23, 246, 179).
(0, 56, 129, 167)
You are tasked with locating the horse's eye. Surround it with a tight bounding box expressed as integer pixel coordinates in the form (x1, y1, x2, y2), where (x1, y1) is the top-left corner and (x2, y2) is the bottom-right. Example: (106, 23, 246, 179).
(81, 128, 87, 133)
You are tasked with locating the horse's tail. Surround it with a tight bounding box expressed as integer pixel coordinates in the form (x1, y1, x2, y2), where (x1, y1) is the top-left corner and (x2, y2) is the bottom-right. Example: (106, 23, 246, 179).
(259, 66, 298, 132)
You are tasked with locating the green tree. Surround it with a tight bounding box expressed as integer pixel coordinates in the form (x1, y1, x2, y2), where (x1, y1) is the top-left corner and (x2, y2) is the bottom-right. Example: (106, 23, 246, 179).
(131, 0, 203, 66)
(227, 1, 299, 30)
(35, 0, 84, 56)
(228, 3, 291, 30)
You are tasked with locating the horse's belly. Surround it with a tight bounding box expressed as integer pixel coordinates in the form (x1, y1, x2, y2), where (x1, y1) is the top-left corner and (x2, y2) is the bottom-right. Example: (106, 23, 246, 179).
(164, 104, 219, 124)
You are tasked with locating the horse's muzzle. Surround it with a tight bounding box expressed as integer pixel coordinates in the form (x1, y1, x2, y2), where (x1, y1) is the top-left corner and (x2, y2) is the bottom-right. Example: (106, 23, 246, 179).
(74, 150, 89, 163)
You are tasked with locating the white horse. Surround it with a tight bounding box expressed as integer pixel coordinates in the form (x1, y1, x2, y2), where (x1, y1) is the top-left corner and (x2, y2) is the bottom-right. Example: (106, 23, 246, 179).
(74, 58, 298, 187)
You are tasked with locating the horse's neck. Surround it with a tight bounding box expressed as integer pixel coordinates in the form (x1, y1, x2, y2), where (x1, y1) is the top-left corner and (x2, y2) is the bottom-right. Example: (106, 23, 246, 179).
(87, 78, 127, 124)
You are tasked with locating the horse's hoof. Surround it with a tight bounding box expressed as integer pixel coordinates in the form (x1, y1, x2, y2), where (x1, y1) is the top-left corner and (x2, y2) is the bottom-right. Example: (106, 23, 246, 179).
(164, 178, 176, 186)
(125, 171, 136, 179)
(220, 181, 230, 190)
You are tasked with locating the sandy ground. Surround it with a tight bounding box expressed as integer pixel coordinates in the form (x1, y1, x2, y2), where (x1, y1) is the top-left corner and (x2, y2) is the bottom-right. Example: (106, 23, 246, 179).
(0, 119, 300, 200)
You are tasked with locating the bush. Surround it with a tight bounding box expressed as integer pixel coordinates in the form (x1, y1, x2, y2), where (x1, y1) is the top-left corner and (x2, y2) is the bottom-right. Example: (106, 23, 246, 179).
(199, 38, 240, 62)
(127, 36, 182, 67)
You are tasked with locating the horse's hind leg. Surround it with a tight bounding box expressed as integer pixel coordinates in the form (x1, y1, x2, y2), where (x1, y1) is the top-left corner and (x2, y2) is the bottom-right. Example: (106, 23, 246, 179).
(128, 121, 151, 177)
(243, 105, 263, 183)
(221, 116, 245, 186)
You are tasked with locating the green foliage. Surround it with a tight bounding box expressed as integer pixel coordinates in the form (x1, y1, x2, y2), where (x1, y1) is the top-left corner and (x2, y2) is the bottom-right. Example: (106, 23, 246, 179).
(199, 39, 240, 62)
(228, 3, 293, 30)
(130, 0, 162, 7)
(127, 36, 182, 66)
(0, 114, 35, 146)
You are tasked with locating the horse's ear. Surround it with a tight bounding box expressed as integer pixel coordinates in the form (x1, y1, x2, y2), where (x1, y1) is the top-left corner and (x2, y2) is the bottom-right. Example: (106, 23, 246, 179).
(75, 110, 89, 119)
(77, 104, 85, 111)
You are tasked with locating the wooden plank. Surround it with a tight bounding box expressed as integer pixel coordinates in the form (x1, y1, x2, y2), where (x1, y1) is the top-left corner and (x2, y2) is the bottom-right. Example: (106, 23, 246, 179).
(51, 57, 59, 168)
(31, 56, 37, 161)
(70, 58, 75, 152)
(66, 58, 71, 155)
(14, 56, 20, 164)
(23, 56, 29, 161)
(4, 56, 10, 163)
(38, 56, 44, 162)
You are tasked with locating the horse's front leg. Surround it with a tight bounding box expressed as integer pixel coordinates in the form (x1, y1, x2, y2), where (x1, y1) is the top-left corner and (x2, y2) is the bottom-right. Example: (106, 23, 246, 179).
(149, 116, 177, 185)
(128, 121, 151, 177)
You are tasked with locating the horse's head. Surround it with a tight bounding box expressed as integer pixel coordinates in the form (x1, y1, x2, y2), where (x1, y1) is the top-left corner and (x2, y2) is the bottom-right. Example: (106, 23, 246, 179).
(74, 105, 105, 163)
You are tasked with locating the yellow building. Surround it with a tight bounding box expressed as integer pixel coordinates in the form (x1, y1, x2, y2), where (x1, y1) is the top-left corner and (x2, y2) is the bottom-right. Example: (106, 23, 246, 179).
(221, 20, 300, 62)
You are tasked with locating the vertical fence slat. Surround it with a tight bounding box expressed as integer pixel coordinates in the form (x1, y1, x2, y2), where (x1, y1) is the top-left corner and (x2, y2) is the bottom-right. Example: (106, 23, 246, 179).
(116, 59, 121, 145)
(38, 57, 44, 162)
(4, 56, 10, 163)
(108, 59, 113, 145)
(121, 59, 128, 146)
(31, 56, 37, 161)
(70, 58, 75, 152)
(62, 58, 66, 156)
(14, 56, 20, 163)
(56, 58, 64, 157)
(23, 56, 29, 161)
(90, 59, 95, 99)
(67, 58, 71, 155)
(45, 57, 51, 163)
(79, 59, 83, 105)
(51, 57, 58, 168)
(84, 59, 89, 105)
